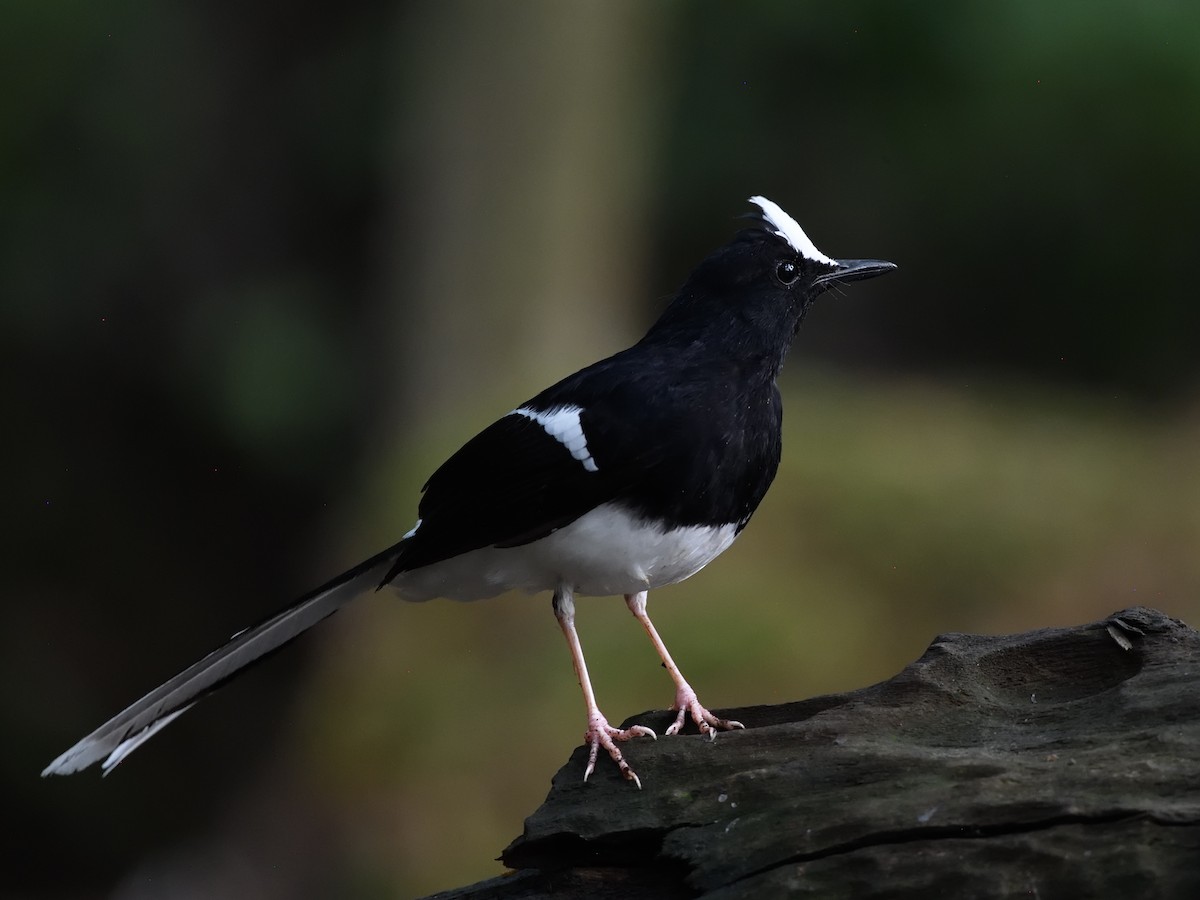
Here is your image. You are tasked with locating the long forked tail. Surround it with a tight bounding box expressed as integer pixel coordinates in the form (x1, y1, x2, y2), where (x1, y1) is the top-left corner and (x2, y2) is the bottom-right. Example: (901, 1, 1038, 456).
(42, 543, 402, 777)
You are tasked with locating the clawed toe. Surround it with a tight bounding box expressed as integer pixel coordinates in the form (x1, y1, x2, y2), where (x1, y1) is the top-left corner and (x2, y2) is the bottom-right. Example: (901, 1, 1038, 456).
(666, 685, 744, 738)
(583, 715, 657, 788)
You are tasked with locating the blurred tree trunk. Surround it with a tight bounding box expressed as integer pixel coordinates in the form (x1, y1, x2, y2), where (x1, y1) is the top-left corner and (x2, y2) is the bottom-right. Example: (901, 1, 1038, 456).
(377, 0, 669, 438)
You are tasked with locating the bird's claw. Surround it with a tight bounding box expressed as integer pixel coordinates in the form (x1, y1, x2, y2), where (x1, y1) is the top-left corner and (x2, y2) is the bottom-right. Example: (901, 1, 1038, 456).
(666, 684, 745, 739)
(583, 714, 656, 788)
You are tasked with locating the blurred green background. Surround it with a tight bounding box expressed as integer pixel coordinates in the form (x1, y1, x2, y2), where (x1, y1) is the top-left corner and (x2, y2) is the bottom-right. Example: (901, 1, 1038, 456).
(6, 1, 1200, 897)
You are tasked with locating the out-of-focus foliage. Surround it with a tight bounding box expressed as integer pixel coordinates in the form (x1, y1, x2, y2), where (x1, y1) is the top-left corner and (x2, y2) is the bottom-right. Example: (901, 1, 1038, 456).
(5, 1, 1198, 898)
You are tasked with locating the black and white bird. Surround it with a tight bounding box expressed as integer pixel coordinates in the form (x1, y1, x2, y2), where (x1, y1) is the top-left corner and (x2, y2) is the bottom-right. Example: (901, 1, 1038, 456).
(43, 196, 894, 788)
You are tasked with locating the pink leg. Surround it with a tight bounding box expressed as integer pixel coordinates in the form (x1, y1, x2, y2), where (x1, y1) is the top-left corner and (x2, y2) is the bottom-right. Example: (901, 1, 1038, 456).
(554, 586, 656, 788)
(625, 591, 745, 739)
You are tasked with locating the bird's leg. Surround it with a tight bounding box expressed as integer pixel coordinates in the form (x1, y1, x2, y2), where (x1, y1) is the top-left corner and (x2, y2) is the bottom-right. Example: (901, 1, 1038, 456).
(553, 586, 656, 788)
(625, 591, 745, 739)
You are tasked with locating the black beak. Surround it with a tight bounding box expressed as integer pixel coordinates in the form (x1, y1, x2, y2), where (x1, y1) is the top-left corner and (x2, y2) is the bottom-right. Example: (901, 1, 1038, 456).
(813, 258, 897, 288)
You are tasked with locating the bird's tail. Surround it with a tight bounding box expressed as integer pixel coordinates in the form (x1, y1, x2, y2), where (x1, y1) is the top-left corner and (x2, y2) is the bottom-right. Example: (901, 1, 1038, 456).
(41, 543, 403, 777)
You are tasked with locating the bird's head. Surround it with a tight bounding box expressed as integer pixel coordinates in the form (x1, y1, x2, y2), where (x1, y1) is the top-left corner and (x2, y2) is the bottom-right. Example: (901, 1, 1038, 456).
(643, 196, 896, 374)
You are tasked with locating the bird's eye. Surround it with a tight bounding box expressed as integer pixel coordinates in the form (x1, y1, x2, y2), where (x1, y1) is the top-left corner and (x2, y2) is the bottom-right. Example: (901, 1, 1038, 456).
(775, 259, 800, 285)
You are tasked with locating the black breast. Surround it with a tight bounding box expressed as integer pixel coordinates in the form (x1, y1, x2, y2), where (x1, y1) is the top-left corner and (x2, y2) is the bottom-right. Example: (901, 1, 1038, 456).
(600, 372, 783, 531)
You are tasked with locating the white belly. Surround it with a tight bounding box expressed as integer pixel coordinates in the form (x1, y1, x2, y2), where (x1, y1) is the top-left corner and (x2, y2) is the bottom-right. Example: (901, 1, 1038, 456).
(391, 502, 738, 602)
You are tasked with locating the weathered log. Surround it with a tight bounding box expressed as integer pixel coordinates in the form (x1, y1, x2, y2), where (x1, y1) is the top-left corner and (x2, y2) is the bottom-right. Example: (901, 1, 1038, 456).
(427, 607, 1200, 899)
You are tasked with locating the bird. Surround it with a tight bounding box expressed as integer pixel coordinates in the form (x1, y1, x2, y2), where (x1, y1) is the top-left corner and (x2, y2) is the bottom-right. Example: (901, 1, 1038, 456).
(42, 196, 895, 788)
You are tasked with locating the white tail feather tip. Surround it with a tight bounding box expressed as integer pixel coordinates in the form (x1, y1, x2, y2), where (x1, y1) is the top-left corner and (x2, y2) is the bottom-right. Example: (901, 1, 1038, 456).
(100, 705, 195, 775)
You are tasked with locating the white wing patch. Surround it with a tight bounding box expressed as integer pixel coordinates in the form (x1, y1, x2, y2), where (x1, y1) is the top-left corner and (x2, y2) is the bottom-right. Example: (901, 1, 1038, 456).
(511, 405, 599, 472)
(748, 195, 837, 267)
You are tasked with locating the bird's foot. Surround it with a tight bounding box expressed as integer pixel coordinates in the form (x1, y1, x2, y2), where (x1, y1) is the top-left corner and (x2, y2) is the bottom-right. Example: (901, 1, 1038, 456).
(583, 710, 656, 789)
(666, 683, 745, 739)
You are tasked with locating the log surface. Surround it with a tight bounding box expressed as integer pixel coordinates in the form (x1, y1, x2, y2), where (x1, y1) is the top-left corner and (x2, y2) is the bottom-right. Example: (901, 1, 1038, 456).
(427, 607, 1200, 899)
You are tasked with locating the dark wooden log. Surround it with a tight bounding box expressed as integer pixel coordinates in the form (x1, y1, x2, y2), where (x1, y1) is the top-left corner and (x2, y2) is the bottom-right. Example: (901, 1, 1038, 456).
(426, 607, 1200, 899)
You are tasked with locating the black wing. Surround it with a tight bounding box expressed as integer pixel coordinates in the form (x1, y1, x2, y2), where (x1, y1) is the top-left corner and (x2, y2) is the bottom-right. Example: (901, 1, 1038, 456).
(382, 351, 675, 580)
(385, 412, 617, 577)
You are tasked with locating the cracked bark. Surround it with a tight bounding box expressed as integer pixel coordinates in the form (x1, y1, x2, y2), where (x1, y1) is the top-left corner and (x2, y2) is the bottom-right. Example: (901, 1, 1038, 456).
(424, 607, 1200, 899)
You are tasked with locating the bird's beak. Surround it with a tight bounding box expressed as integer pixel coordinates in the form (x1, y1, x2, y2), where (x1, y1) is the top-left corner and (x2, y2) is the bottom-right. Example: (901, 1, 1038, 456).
(813, 258, 897, 288)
